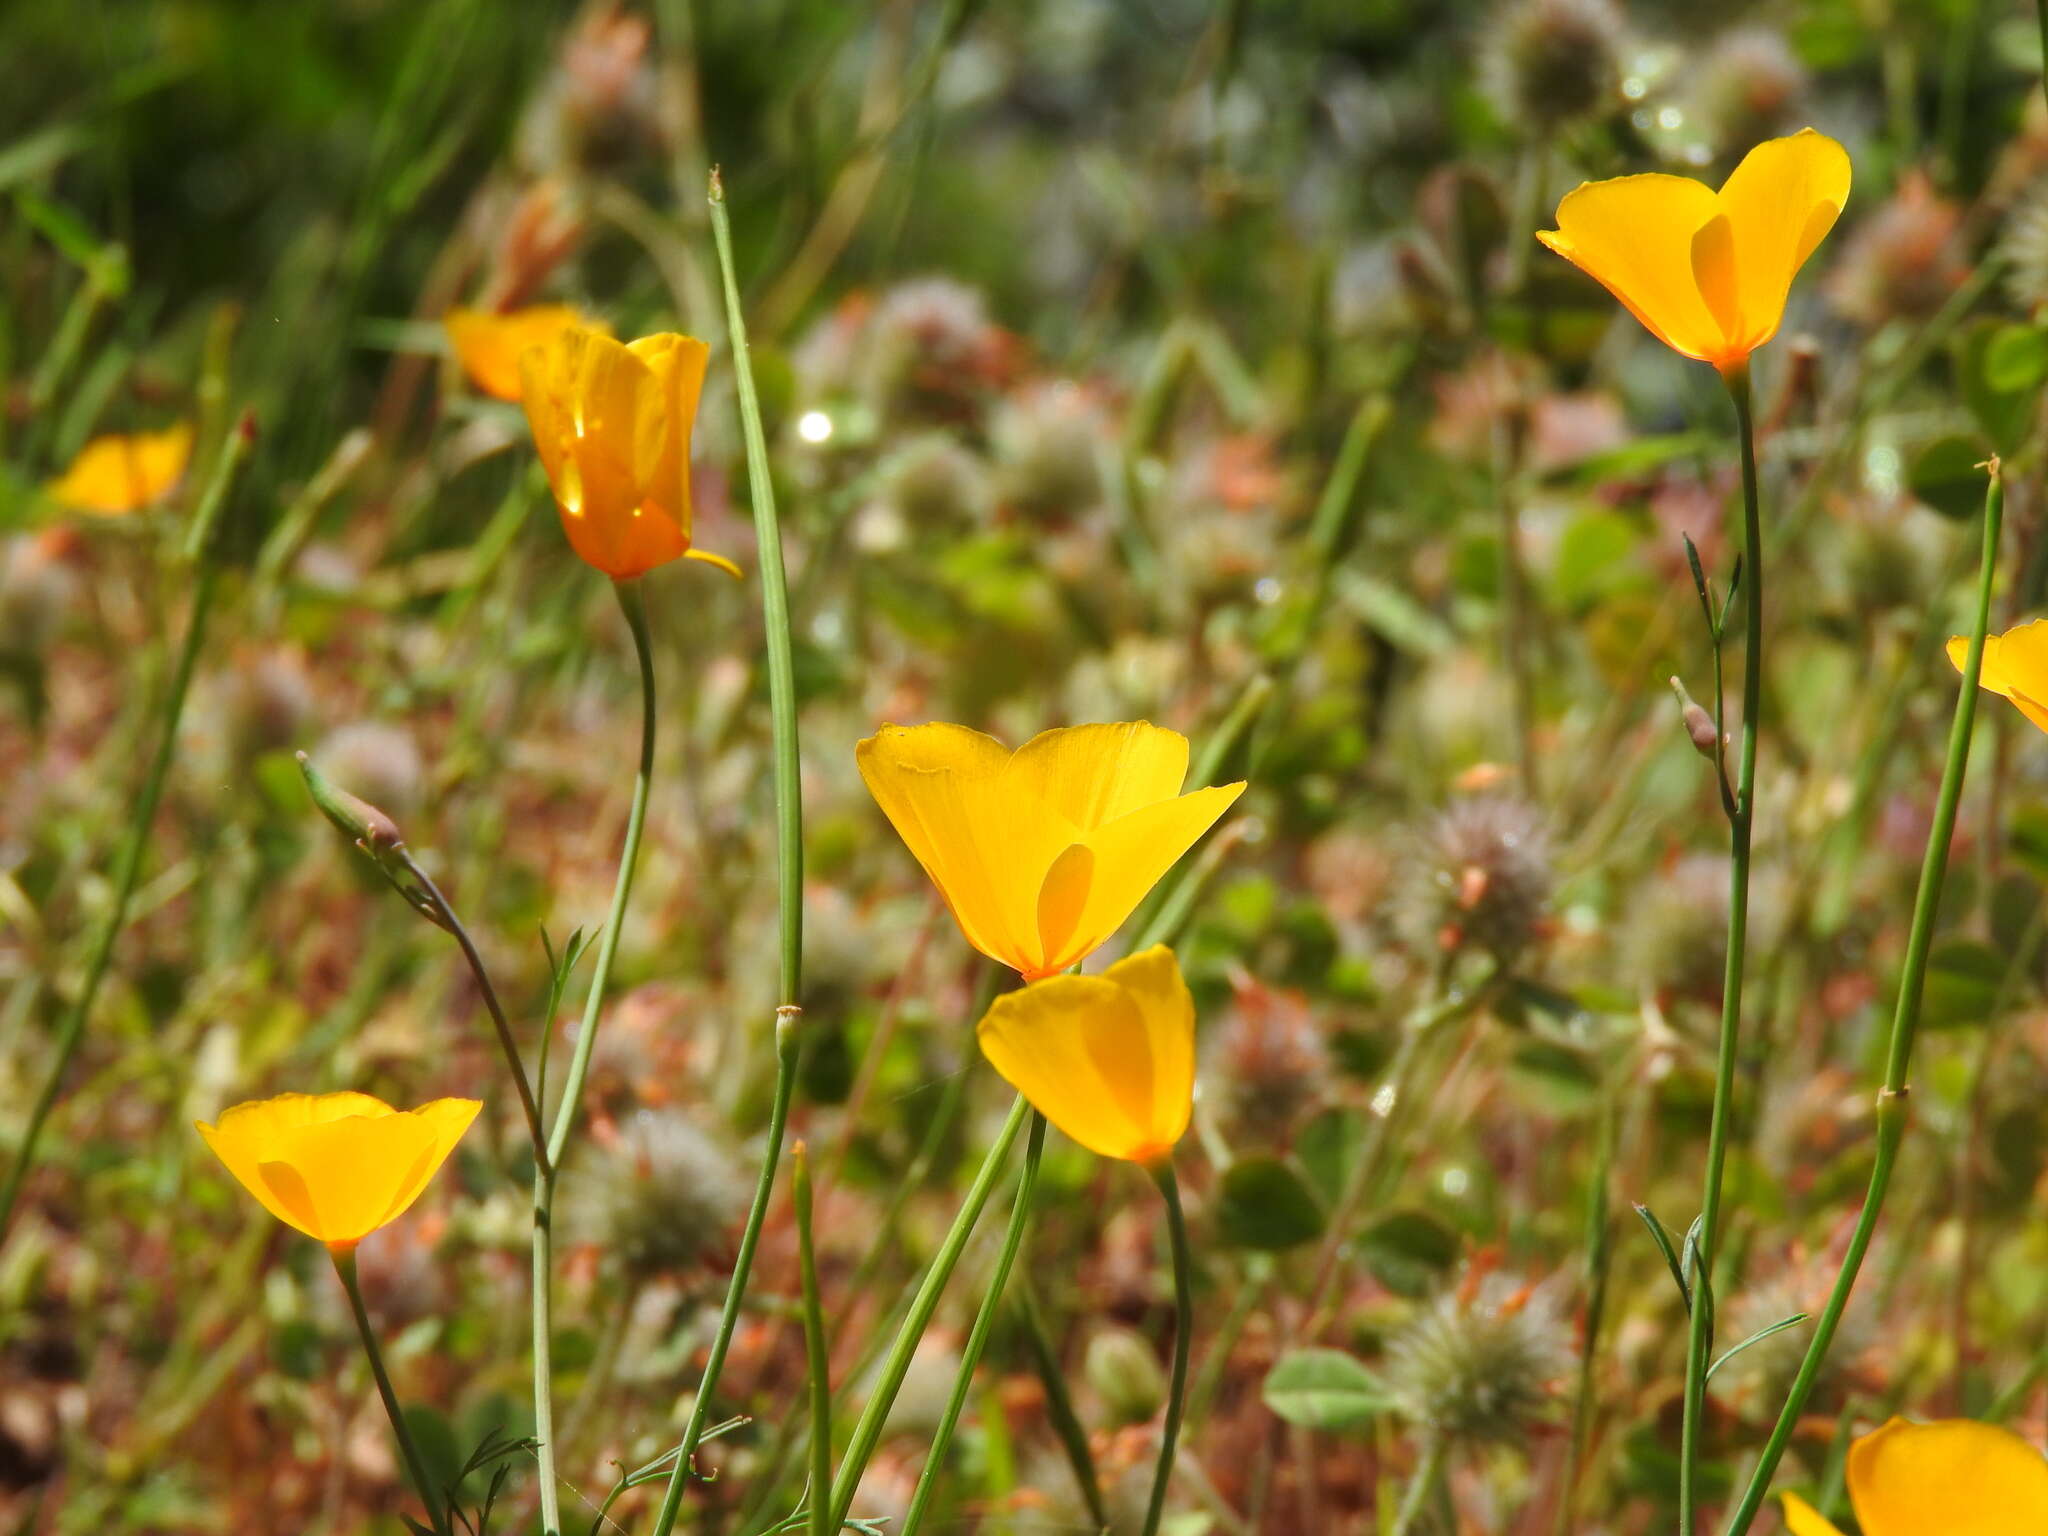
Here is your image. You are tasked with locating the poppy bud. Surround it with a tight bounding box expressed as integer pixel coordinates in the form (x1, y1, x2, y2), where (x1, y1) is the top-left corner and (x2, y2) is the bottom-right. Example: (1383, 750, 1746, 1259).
(297, 750, 404, 854)
(1669, 678, 1723, 760)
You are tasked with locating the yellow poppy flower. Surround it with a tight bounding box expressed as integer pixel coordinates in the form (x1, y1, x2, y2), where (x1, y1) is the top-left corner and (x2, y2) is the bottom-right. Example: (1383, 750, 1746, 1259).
(518, 325, 741, 581)
(1949, 618, 2048, 735)
(856, 721, 1245, 981)
(1536, 128, 1851, 373)
(196, 1091, 479, 1252)
(1781, 1417, 2048, 1536)
(444, 304, 596, 401)
(45, 424, 194, 515)
(976, 944, 1195, 1164)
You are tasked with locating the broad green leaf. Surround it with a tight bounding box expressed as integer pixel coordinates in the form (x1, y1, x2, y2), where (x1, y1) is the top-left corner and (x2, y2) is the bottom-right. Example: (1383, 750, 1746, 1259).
(1296, 1107, 1365, 1210)
(1216, 1156, 1326, 1250)
(1985, 324, 2048, 393)
(1909, 435, 1994, 521)
(1356, 1208, 1459, 1296)
(1552, 509, 1648, 611)
(1261, 1348, 1396, 1431)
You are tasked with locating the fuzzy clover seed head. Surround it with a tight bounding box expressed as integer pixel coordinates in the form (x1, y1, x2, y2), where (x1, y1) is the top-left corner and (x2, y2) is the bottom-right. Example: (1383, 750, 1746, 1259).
(1385, 1271, 1569, 1447)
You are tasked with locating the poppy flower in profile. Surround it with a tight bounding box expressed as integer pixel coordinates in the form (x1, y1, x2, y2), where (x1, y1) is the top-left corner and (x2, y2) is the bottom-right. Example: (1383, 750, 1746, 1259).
(196, 1091, 479, 1253)
(518, 325, 740, 581)
(1536, 128, 1851, 374)
(976, 944, 1195, 1165)
(856, 721, 1244, 981)
(1782, 1417, 2048, 1536)
(1948, 617, 2048, 735)
(46, 424, 194, 515)
(443, 304, 595, 401)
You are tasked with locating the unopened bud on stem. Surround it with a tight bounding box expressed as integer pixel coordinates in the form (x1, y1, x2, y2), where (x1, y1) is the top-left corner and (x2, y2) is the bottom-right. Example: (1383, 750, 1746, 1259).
(297, 750, 404, 852)
(1668, 678, 1722, 760)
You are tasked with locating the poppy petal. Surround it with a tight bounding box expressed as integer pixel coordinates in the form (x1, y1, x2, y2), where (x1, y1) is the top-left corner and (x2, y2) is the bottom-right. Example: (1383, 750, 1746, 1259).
(1538, 174, 1726, 362)
(1003, 722, 1192, 830)
(1779, 1493, 1847, 1536)
(1713, 128, 1852, 354)
(1848, 1418, 2048, 1536)
(1035, 782, 1244, 973)
(976, 974, 1157, 1160)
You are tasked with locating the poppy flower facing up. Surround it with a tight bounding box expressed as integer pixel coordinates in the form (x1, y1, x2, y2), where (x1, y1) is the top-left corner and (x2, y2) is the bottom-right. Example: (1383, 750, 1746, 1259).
(196, 1091, 480, 1253)
(46, 424, 195, 515)
(1782, 1417, 2048, 1536)
(444, 304, 596, 401)
(518, 325, 741, 581)
(1536, 128, 1851, 373)
(856, 720, 1245, 980)
(1948, 617, 2048, 735)
(976, 944, 1195, 1164)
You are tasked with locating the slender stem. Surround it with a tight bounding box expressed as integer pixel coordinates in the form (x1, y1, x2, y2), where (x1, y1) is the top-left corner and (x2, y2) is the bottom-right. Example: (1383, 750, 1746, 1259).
(1556, 1085, 1619, 1536)
(1679, 365, 1764, 1533)
(645, 162, 811, 1536)
(730, 1035, 990, 1536)
(647, 1018, 799, 1536)
(792, 1144, 831, 1536)
(1987, 1336, 2048, 1425)
(1722, 462, 2003, 1536)
(1493, 405, 1540, 799)
(1141, 1160, 1193, 1536)
(900, 1111, 1047, 1536)
(2037, 0, 2048, 116)
(1188, 1261, 1269, 1428)
(1388, 1438, 1446, 1536)
(826, 1093, 1031, 1530)
(1018, 1275, 1110, 1529)
(0, 414, 253, 1245)
(560, 1276, 643, 1449)
(1129, 672, 1272, 950)
(531, 576, 658, 1536)
(709, 165, 803, 1003)
(396, 849, 548, 1173)
(334, 1248, 452, 1536)
(1301, 970, 1499, 1327)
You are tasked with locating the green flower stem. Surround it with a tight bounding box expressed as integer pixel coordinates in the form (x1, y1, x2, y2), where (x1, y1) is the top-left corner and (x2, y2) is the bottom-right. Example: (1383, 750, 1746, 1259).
(1677, 364, 1765, 1535)
(1187, 1259, 1269, 1429)
(1555, 1083, 1619, 1536)
(826, 1093, 1032, 1530)
(334, 1247, 452, 1536)
(1018, 1275, 1110, 1529)
(393, 847, 548, 1173)
(1988, 1337, 2048, 1426)
(531, 576, 658, 1536)
(792, 1144, 831, 1536)
(1301, 968, 1500, 1329)
(899, 1111, 1047, 1536)
(0, 413, 254, 1246)
(1493, 406, 1539, 799)
(709, 165, 804, 1002)
(1388, 1437, 1446, 1536)
(1721, 461, 2004, 1536)
(1140, 1159, 1193, 1536)
(730, 1030, 990, 1536)
(645, 163, 810, 1536)
(2037, 0, 2048, 115)
(648, 1019, 799, 1536)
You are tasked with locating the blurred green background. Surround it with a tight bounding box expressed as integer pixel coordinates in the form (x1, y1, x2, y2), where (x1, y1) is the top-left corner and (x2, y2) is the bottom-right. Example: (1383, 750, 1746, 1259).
(7, 1, 2048, 1533)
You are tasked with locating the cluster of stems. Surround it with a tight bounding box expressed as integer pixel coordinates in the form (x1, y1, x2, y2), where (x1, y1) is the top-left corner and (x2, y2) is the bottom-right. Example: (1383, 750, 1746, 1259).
(1668, 371, 2005, 1532)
